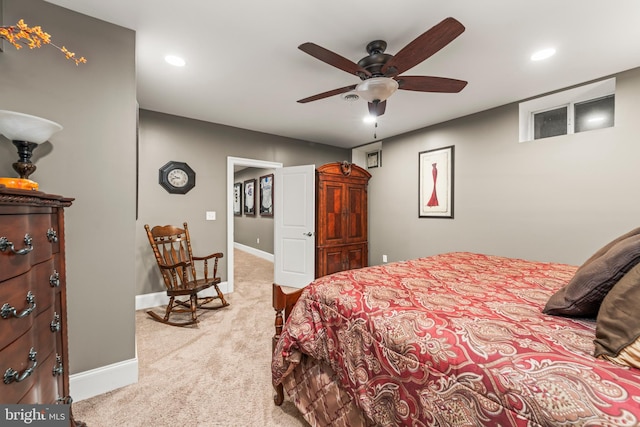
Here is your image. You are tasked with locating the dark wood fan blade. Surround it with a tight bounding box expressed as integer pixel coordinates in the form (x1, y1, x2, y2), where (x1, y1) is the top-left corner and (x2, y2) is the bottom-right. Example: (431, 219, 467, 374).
(297, 84, 358, 103)
(396, 76, 467, 93)
(368, 100, 387, 117)
(299, 43, 372, 77)
(381, 17, 465, 76)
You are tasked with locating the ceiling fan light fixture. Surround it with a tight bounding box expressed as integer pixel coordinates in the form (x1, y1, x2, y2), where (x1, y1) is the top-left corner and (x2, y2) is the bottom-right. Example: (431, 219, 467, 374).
(356, 77, 399, 102)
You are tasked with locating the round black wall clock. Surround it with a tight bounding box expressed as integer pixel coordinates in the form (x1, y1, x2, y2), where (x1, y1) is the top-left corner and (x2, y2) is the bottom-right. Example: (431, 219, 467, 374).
(159, 161, 196, 194)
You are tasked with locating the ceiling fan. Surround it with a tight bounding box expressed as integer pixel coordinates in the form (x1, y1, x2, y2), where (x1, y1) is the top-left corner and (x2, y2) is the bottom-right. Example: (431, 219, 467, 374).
(297, 17, 468, 117)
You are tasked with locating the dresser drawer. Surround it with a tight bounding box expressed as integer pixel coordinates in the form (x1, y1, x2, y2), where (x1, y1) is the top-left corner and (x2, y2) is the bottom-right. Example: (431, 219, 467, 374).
(16, 309, 65, 405)
(0, 259, 58, 349)
(0, 214, 57, 282)
(0, 305, 58, 403)
(19, 350, 64, 405)
(33, 351, 65, 404)
(17, 383, 39, 404)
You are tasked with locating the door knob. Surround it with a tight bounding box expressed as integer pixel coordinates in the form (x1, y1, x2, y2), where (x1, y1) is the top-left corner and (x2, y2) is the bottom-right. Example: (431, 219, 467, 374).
(303, 232, 313, 237)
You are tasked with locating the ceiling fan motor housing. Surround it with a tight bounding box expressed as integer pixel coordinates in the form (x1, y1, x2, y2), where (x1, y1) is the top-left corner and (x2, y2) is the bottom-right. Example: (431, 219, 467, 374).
(357, 40, 395, 79)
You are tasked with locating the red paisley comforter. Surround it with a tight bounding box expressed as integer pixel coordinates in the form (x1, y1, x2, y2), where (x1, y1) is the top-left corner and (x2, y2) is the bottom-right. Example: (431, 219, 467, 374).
(272, 252, 640, 426)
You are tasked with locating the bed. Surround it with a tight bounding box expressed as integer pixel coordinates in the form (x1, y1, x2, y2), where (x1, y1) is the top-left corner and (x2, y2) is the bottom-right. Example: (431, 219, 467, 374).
(271, 250, 640, 426)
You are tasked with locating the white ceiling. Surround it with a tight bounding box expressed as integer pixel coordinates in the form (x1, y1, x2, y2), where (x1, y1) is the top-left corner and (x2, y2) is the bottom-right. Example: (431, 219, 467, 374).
(45, 0, 640, 149)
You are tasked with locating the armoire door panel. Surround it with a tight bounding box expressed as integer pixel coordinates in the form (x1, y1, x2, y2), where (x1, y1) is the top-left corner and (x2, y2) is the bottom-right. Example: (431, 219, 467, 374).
(317, 248, 345, 277)
(346, 244, 366, 270)
(345, 185, 367, 242)
(323, 183, 344, 243)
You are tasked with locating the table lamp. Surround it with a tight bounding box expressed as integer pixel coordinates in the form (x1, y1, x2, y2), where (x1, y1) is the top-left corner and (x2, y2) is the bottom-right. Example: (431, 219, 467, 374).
(0, 110, 63, 191)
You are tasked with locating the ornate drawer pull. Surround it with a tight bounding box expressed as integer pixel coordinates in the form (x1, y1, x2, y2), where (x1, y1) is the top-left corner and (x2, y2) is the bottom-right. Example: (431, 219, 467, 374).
(56, 395, 73, 404)
(47, 228, 58, 243)
(1, 291, 36, 319)
(0, 234, 34, 255)
(51, 312, 61, 332)
(52, 354, 64, 377)
(3, 348, 37, 384)
(50, 271, 60, 287)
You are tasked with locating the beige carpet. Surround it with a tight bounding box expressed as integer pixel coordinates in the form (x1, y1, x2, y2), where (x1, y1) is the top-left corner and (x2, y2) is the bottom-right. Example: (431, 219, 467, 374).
(73, 249, 307, 427)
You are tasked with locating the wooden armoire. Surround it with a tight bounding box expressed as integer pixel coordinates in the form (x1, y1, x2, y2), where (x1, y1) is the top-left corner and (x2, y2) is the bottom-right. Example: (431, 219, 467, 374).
(315, 162, 371, 278)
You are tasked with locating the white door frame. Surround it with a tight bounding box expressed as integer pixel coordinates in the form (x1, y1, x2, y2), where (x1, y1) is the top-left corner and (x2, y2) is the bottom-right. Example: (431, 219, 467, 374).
(226, 156, 283, 293)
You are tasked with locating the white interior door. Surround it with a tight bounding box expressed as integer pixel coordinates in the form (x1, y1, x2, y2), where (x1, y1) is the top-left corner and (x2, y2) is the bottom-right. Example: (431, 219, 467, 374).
(274, 165, 315, 288)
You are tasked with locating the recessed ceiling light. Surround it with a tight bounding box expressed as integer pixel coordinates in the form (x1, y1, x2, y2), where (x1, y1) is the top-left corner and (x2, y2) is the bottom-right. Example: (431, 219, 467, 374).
(531, 48, 556, 61)
(165, 55, 186, 67)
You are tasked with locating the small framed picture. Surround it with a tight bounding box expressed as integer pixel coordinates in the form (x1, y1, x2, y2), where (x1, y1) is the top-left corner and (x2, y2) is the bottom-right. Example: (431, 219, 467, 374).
(259, 174, 274, 216)
(243, 179, 256, 216)
(419, 145, 454, 218)
(367, 150, 381, 169)
(233, 182, 242, 216)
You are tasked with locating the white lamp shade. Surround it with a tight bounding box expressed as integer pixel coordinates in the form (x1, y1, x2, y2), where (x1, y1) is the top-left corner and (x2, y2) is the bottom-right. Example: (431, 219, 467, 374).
(0, 110, 63, 144)
(356, 77, 399, 102)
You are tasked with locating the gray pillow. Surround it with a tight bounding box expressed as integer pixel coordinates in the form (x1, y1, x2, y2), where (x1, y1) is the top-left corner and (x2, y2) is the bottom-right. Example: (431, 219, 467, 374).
(543, 233, 640, 317)
(594, 261, 640, 360)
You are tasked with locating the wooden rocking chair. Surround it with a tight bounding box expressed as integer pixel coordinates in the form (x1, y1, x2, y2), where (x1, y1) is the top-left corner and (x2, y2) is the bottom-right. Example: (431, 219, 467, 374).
(144, 222, 229, 326)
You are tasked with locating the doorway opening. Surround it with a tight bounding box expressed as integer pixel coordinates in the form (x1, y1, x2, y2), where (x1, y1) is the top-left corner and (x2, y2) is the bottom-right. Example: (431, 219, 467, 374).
(226, 157, 282, 293)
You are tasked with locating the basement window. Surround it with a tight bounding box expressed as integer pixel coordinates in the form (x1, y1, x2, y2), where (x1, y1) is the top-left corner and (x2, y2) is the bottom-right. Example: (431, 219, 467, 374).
(574, 95, 615, 133)
(519, 78, 615, 142)
(533, 105, 568, 139)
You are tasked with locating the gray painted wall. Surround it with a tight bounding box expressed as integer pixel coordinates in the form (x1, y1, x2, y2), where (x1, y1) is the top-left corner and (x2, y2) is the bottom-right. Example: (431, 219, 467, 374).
(368, 67, 640, 267)
(0, 0, 137, 374)
(234, 167, 275, 253)
(137, 110, 349, 296)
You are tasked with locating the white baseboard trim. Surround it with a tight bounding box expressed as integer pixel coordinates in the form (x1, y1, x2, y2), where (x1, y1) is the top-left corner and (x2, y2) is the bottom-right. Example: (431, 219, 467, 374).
(70, 357, 138, 402)
(135, 281, 229, 311)
(233, 242, 273, 262)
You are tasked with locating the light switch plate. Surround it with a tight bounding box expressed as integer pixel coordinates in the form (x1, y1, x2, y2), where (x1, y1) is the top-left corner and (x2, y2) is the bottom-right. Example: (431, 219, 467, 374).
(206, 211, 216, 220)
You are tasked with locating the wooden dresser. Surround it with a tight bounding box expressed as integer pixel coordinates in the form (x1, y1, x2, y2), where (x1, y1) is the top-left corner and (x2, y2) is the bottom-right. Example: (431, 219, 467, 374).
(315, 162, 371, 278)
(0, 186, 82, 425)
